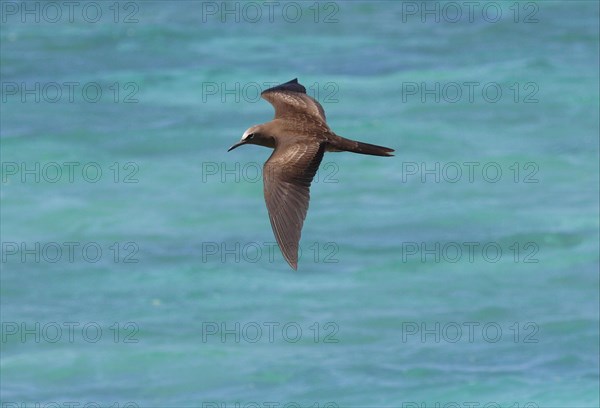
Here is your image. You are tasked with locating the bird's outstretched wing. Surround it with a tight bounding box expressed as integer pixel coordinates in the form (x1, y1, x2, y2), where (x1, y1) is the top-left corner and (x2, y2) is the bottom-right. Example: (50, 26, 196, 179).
(263, 141, 325, 270)
(261, 78, 327, 123)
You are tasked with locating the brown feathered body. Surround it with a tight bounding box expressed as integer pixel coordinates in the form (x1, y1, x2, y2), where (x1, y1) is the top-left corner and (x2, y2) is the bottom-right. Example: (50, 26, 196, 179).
(228, 79, 394, 270)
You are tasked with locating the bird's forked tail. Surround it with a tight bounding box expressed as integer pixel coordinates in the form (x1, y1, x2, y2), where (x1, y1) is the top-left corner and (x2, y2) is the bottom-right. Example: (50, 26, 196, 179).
(333, 137, 395, 157)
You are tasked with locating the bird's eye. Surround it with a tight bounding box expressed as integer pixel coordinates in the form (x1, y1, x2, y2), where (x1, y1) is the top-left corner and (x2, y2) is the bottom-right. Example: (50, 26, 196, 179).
(247, 133, 255, 139)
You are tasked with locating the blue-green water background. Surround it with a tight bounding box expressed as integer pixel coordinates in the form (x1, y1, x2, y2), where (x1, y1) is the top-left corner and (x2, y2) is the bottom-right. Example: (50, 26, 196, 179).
(1, 1, 599, 406)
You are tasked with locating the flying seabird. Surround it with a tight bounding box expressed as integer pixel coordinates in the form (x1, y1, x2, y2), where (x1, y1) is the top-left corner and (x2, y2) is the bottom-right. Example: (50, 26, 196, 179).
(228, 78, 394, 270)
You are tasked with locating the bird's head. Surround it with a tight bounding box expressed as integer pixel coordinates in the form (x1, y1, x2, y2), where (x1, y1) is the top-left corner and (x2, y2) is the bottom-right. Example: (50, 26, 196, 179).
(228, 124, 275, 151)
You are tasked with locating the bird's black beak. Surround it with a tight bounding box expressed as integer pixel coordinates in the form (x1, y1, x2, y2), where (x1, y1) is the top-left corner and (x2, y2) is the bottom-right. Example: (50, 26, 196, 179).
(227, 140, 246, 152)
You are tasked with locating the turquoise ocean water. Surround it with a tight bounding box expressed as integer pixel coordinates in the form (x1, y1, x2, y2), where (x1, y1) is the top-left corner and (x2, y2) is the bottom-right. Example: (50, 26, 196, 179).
(1, 1, 598, 406)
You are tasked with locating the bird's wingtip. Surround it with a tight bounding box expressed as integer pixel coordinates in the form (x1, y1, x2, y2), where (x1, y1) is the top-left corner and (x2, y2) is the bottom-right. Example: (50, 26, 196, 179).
(283, 255, 298, 270)
(262, 78, 306, 95)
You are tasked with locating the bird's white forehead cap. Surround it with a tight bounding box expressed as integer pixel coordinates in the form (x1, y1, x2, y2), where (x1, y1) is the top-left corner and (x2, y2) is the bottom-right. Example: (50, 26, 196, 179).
(242, 127, 256, 140)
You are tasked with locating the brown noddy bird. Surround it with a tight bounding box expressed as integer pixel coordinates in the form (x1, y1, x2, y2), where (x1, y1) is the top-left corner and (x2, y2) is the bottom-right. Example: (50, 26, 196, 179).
(228, 78, 394, 270)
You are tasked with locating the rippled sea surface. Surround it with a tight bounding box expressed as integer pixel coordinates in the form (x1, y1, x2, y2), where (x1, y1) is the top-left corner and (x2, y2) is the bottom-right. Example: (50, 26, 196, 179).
(1, 1, 598, 406)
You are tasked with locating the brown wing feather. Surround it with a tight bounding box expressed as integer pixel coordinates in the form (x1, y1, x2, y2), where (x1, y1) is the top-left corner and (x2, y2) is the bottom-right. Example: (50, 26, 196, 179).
(261, 79, 327, 123)
(263, 141, 325, 270)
